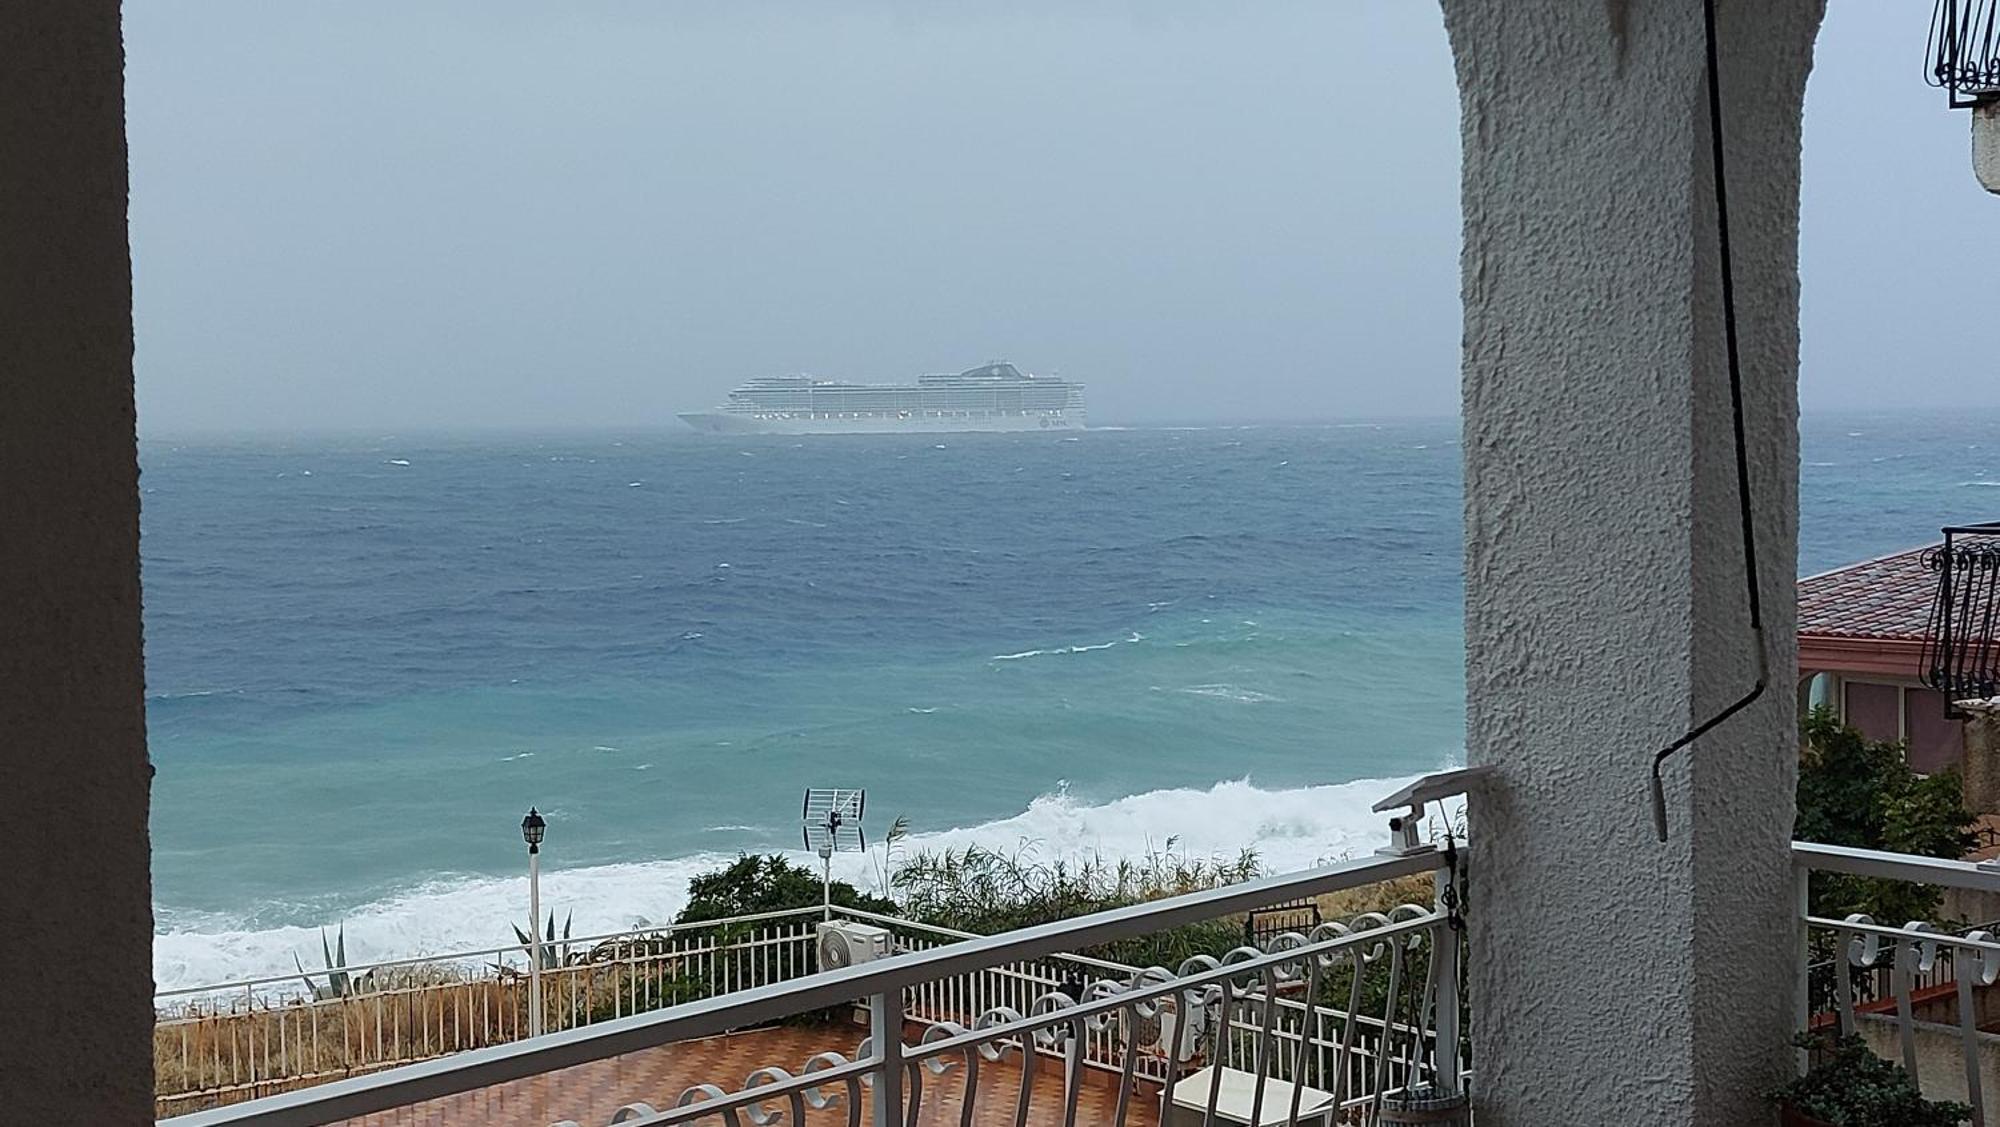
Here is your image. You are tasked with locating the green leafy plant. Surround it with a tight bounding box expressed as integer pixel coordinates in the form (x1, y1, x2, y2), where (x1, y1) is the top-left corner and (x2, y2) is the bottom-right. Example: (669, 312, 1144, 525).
(868, 815, 912, 896)
(1796, 707, 1977, 925)
(513, 909, 574, 970)
(293, 924, 371, 1000)
(675, 854, 898, 931)
(891, 840, 1259, 968)
(670, 854, 897, 1027)
(1769, 1032, 1970, 1126)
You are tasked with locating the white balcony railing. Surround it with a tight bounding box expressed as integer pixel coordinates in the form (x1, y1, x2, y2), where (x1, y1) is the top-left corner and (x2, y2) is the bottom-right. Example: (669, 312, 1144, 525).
(1796, 841, 2000, 1126)
(157, 847, 1463, 1127)
(157, 832, 2000, 1127)
(154, 910, 829, 1116)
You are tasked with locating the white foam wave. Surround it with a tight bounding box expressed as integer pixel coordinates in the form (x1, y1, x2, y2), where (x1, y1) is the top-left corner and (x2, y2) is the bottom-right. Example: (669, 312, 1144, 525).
(991, 638, 1122, 662)
(152, 772, 1441, 991)
(1173, 684, 1283, 704)
(153, 855, 736, 993)
(1963, 481, 2000, 488)
(148, 688, 233, 702)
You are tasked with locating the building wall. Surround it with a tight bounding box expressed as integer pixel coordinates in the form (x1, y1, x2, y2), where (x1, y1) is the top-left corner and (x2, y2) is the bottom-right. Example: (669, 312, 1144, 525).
(1859, 1020, 2000, 1125)
(1804, 667, 1975, 792)
(1445, 0, 1821, 1122)
(1967, 702, 2000, 832)
(1974, 102, 2000, 195)
(0, 2, 153, 1122)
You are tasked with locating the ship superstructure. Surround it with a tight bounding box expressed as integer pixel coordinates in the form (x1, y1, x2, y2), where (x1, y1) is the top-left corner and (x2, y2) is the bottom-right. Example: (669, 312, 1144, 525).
(679, 363, 1086, 434)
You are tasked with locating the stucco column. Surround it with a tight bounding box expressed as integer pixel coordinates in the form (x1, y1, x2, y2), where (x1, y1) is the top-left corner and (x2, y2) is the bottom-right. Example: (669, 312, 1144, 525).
(1974, 102, 2000, 195)
(1959, 699, 2000, 817)
(1444, 2, 1820, 1123)
(0, 2, 152, 1123)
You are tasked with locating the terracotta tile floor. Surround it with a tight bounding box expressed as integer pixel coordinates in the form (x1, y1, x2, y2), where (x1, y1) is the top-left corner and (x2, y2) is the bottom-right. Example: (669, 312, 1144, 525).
(337, 1022, 1165, 1127)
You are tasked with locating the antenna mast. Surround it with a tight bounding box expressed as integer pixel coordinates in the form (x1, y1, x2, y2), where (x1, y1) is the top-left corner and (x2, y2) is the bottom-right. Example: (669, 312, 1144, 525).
(801, 788, 867, 920)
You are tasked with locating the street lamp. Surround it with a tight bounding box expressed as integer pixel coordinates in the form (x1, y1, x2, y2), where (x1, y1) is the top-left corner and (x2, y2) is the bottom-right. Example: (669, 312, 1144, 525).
(522, 807, 546, 1037)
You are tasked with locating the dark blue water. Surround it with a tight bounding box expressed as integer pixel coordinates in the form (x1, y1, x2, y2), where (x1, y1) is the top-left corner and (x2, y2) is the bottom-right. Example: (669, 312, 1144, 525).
(142, 413, 2000, 984)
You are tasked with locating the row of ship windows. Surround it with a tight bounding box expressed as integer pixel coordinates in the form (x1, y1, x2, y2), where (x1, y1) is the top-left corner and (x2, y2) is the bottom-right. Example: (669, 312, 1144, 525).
(733, 400, 1079, 410)
(746, 409, 1072, 420)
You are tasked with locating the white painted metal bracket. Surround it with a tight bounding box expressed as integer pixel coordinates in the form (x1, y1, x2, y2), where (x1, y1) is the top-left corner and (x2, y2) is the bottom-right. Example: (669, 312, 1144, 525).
(1371, 765, 1495, 856)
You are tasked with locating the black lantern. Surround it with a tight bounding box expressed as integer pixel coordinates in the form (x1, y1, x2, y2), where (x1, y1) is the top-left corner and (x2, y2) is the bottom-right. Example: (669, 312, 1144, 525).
(521, 807, 546, 853)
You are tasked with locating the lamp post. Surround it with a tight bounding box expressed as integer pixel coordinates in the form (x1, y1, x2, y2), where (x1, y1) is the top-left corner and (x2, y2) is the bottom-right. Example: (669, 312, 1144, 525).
(521, 807, 546, 1037)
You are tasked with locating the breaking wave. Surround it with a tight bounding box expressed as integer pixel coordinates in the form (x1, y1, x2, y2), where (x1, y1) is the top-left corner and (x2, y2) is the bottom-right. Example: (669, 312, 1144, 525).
(152, 772, 1441, 991)
(1173, 684, 1284, 704)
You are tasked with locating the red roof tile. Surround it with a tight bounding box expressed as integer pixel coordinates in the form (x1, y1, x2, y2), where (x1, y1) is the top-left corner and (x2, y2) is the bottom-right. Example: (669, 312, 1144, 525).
(1797, 545, 1939, 642)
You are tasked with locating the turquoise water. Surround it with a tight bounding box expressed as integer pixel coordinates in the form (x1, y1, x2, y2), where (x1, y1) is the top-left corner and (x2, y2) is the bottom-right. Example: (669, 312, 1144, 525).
(143, 412, 2000, 985)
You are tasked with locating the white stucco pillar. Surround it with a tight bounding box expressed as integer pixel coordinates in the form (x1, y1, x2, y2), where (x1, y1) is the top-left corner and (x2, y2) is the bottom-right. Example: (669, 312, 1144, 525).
(0, 2, 152, 1122)
(1443, 2, 1820, 1123)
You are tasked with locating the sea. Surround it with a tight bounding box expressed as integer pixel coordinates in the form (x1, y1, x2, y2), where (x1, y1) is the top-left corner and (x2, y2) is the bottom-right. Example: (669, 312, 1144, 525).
(144, 412, 2000, 989)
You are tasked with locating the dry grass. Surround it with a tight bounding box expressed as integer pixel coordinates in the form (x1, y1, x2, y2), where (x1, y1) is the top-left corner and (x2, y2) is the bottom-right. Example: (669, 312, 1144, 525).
(1313, 872, 1440, 921)
(154, 958, 716, 1116)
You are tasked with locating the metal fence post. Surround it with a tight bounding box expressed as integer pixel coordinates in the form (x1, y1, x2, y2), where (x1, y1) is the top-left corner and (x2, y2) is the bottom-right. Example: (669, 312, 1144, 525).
(1794, 861, 1810, 1076)
(1432, 869, 1463, 1094)
(528, 847, 544, 1038)
(870, 989, 904, 1127)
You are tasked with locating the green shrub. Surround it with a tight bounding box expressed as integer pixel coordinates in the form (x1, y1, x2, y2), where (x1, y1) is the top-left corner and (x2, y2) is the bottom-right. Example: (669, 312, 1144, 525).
(1796, 706, 1976, 925)
(1769, 1032, 1970, 1126)
(891, 840, 1258, 968)
(675, 854, 898, 930)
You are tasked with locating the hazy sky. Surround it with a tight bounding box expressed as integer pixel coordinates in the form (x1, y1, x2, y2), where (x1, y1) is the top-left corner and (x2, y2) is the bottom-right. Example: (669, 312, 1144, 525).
(124, 2, 1994, 433)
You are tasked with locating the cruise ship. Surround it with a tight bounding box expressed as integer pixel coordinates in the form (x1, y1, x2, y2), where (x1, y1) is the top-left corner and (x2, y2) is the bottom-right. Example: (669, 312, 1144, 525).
(678, 362, 1086, 435)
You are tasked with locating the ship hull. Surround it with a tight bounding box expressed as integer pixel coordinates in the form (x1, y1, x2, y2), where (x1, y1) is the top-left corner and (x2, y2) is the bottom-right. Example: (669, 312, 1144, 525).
(677, 412, 1086, 435)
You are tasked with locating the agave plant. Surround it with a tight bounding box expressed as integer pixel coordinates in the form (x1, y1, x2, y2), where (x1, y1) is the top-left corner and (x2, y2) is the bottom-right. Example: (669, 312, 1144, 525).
(293, 924, 370, 1000)
(513, 909, 574, 970)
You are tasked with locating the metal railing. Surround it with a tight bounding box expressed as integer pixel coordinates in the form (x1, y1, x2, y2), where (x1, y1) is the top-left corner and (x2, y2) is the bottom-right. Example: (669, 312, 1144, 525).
(154, 910, 826, 1117)
(157, 847, 1461, 1127)
(1929, 0, 2000, 108)
(1795, 841, 2000, 1125)
(850, 906, 1436, 1100)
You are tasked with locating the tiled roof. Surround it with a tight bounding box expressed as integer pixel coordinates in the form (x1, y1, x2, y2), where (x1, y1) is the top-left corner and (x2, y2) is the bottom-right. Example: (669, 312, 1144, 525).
(332, 1022, 1165, 1127)
(1797, 545, 1938, 642)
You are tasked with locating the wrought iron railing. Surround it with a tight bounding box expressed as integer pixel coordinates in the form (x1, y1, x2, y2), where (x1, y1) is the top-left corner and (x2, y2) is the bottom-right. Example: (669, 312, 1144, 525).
(1929, 0, 2000, 107)
(155, 848, 1462, 1127)
(1920, 521, 2000, 713)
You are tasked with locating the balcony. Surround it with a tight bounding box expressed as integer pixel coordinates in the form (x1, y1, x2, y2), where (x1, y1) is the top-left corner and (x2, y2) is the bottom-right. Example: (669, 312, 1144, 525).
(0, 2, 1870, 1124)
(146, 821, 2000, 1127)
(156, 841, 1459, 1127)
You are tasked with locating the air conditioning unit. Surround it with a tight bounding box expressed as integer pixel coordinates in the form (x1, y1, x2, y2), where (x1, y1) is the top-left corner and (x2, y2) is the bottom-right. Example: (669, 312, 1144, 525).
(816, 920, 893, 970)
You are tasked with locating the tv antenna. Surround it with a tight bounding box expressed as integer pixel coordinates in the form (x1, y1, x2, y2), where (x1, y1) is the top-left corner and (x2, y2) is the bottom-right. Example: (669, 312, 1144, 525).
(801, 788, 867, 919)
